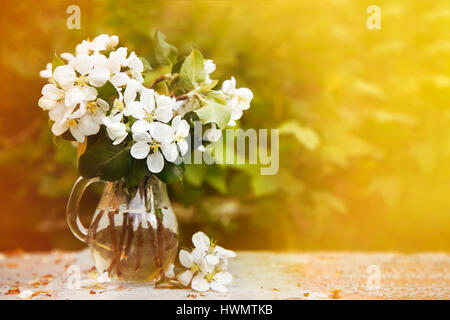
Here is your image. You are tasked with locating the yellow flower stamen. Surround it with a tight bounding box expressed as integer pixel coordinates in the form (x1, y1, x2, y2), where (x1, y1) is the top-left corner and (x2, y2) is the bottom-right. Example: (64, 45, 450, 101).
(190, 263, 200, 273)
(86, 101, 98, 114)
(114, 99, 124, 111)
(209, 238, 217, 250)
(67, 119, 77, 127)
(205, 272, 215, 283)
(75, 75, 89, 87)
(144, 112, 154, 123)
(150, 141, 160, 153)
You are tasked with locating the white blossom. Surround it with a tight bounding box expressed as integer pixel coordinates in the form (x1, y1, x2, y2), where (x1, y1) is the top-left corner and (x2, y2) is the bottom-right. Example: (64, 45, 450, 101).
(166, 115, 190, 156)
(52, 98, 108, 143)
(191, 268, 232, 293)
(192, 231, 236, 265)
(204, 123, 222, 143)
(221, 77, 253, 126)
(204, 59, 216, 84)
(102, 113, 128, 145)
(130, 122, 175, 173)
(176, 248, 205, 286)
(176, 231, 236, 293)
(39, 63, 52, 79)
(124, 88, 173, 123)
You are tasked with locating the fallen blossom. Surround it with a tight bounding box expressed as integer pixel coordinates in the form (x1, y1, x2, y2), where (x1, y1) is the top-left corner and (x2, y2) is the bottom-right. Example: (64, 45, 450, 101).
(18, 290, 33, 300)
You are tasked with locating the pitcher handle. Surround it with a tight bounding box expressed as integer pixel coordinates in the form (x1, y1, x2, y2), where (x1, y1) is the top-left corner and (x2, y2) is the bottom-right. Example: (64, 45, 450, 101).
(66, 177, 101, 243)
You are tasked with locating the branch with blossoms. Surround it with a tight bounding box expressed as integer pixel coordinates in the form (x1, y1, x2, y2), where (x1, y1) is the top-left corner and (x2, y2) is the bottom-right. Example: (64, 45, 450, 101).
(38, 31, 253, 188)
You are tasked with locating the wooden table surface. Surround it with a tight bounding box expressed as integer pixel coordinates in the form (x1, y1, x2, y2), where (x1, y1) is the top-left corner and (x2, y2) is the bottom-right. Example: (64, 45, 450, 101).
(0, 250, 449, 300)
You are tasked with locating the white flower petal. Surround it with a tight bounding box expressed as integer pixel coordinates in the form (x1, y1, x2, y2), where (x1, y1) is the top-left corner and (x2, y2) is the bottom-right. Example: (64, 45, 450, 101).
(113, 134, 127, 145)
(235, 88, 253, 110)
(106, 57, 120, 74)
(75, 53, 93, 75)
(178, 139, 189, 155)
(110, 72, 129, 87)
(127, 53, 144, 72)
(172, 116, 190, 136)
(154, 107, 173, 123)
(131, 142, 150, 159)
(204, 127, 222, 142)
(88, 67, 110, 87)
(191, 274, 210, 292)
(91, 54, 107, 69)
(222, 77, 236, 94)
(53, 65, 75, 90)
(131, 119, 151, 134)
(18, 290, 34, 300)
(161, 142, 178, 162)
(210, 281, 228, 293)
(204, 59, 216, 75)
(191, 247, 206, 263)
(140, 88, 155, 112)
(176, 270, 194, 287)
(132, 131, 152, 143)
(205, 254, 220, 266)
(78, 115, 100, 136)
(230, 107, 243, 121)
(42, 83, 64, 100)
(38, 97, 56, 110)
(70, 126, 85, 143)
(64, 87, 86, 107)
(109, 47, 128, 66)
(48, 103, 67, 121)
(215, 246, 237, 259)
(149, 122, 174, 144)
(192, 232, 210, 250)
(179, 249, 193, 268)
(96, 98, 109, 112)
(156, 95, 175, 109)
(51, 121, 69, 136)
(39, 63, 52, 78)
(85, 86, 98, 100)
(124, 80, 138, 105)
(146, 151, 164, 173)
(124, 101, 145, 119)
(60, 52, 75, 64)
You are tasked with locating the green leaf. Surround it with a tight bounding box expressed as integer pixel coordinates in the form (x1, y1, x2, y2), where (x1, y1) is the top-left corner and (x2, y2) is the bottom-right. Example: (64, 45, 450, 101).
(125, 159, 149, 188)
(79, 135, 132, 181)
(194, 96, 231, 129)
(171, 57, 185, 74)
(199, 79, 219, 92)
(97, 81, 118, 100)
(152, 30, 178, 66)
(179, 49, 206, 91)
(139, 57, 152, 72)
(154, 161, 185, 184)
(52, 53, 65, 72)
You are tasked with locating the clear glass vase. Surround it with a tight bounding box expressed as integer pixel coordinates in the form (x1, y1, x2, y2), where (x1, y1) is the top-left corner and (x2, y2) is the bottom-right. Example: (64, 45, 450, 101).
(66, 175, 178, 283)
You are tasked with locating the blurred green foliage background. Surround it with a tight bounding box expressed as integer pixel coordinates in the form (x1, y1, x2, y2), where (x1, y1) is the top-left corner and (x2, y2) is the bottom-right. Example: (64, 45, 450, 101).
(1, 0, 450, 251)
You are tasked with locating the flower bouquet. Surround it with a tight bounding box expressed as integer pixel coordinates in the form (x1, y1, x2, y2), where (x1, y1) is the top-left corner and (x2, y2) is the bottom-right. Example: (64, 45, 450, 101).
(38, 32, 252, 283)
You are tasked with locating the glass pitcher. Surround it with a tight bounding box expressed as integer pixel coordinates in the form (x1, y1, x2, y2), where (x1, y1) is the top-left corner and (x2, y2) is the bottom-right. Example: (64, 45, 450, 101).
(66, 175, 178, 283)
